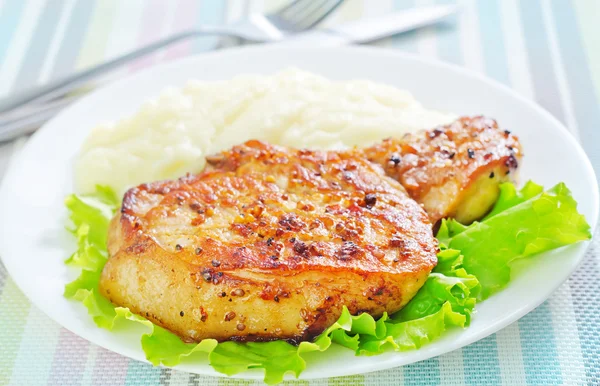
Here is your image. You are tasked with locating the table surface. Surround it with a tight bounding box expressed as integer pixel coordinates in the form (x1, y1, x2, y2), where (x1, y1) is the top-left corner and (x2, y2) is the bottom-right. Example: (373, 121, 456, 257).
(1, 0, 599, 385)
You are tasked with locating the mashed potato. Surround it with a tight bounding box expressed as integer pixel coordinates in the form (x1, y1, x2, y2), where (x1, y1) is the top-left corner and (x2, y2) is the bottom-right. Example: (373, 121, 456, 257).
(75, 69, 455, 196)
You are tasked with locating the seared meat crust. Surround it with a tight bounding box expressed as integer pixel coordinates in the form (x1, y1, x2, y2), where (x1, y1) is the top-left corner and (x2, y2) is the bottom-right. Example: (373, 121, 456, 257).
(100, 140, 437, 343)
(363, 116, 522, 224)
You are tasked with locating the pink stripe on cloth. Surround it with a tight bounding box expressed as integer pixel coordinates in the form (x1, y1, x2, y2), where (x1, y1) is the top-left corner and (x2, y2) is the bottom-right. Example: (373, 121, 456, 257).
(47, 328, 90, 385)
(129, 0, 169, 72)
(93, 348, 130, 385)
(163, 0, 201, 61)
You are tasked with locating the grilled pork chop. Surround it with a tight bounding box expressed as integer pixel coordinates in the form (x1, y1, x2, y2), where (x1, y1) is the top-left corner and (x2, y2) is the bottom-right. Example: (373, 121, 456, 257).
(100, 140, 438, 343)
(363, 116, 522, 224)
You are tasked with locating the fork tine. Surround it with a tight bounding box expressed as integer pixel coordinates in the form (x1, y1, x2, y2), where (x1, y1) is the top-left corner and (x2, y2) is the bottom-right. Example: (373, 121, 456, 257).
(295, 0, 344, 29)
(275, 0, 343, 31)
(274, 0, 321, 19)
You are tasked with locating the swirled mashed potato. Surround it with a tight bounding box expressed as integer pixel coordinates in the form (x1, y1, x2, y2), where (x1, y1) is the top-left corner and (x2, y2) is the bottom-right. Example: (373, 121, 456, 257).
(75, 69, 455, 196)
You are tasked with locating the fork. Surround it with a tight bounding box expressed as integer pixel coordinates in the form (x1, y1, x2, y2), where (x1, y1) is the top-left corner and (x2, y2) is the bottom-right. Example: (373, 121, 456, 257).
(0, 0, 343, 117)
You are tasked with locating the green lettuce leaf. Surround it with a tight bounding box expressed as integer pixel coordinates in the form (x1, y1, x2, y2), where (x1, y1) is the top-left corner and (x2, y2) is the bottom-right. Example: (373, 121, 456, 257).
(65, 224, 108, 272)
(438, 181, 591, 299)
(483, 180, 544, 219)
(63, 181, 590, 384)
(64, 188, 117, 247)
(394, 248, 480, 324)
(143, 327, 217, 367)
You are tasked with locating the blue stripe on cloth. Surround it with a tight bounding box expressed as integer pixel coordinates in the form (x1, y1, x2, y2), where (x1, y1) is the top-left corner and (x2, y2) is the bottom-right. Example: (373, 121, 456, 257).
(124, 360, 163, 386)
(569, 242, 600, 385)
(193, 0, 226, 53)
(392, 0, 417, 53)
(519, 302, 562, 385)
(50, 0, 96, 79)
(463, 335, 502, 386)
(475, 0, 510, 86)
(0, 0, 26, 68)
(403, 357, 440, 386)
(13, 0, 66, 89)
(435, 0, 463, 65)
(550, 0, 600, 184)
(519, 0, 566, 124)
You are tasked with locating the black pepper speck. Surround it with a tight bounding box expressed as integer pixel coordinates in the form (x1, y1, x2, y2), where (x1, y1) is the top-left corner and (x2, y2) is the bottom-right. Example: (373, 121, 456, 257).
(364, 193, 377, 209)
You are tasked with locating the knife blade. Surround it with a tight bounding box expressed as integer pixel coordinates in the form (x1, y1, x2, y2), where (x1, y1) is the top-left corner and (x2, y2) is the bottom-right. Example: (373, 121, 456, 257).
(284, 5, 458, 46)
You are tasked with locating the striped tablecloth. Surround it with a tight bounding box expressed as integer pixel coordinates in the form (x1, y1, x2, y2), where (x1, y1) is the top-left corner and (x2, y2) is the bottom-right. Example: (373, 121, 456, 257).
(1, 1, 599, 385)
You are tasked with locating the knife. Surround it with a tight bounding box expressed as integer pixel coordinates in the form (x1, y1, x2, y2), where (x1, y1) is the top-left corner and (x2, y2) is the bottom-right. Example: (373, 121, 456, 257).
(0, 5, 458, 142)
(284, 4, 458, 46)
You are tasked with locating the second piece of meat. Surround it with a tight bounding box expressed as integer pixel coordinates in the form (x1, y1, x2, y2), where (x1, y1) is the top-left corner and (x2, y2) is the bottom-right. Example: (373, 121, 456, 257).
(363, 116, 522, 224)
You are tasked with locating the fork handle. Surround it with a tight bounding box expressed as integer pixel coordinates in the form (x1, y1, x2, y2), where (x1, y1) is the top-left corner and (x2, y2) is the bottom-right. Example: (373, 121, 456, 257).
(0, 26, 231, 114)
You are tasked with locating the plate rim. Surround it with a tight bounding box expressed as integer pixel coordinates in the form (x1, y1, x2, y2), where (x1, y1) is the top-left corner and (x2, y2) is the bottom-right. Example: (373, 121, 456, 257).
(0, 44, 597, 381)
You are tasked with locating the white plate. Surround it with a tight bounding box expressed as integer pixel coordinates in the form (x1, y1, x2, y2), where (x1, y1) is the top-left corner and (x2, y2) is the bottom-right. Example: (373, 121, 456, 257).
(0, 46, 597, 381)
